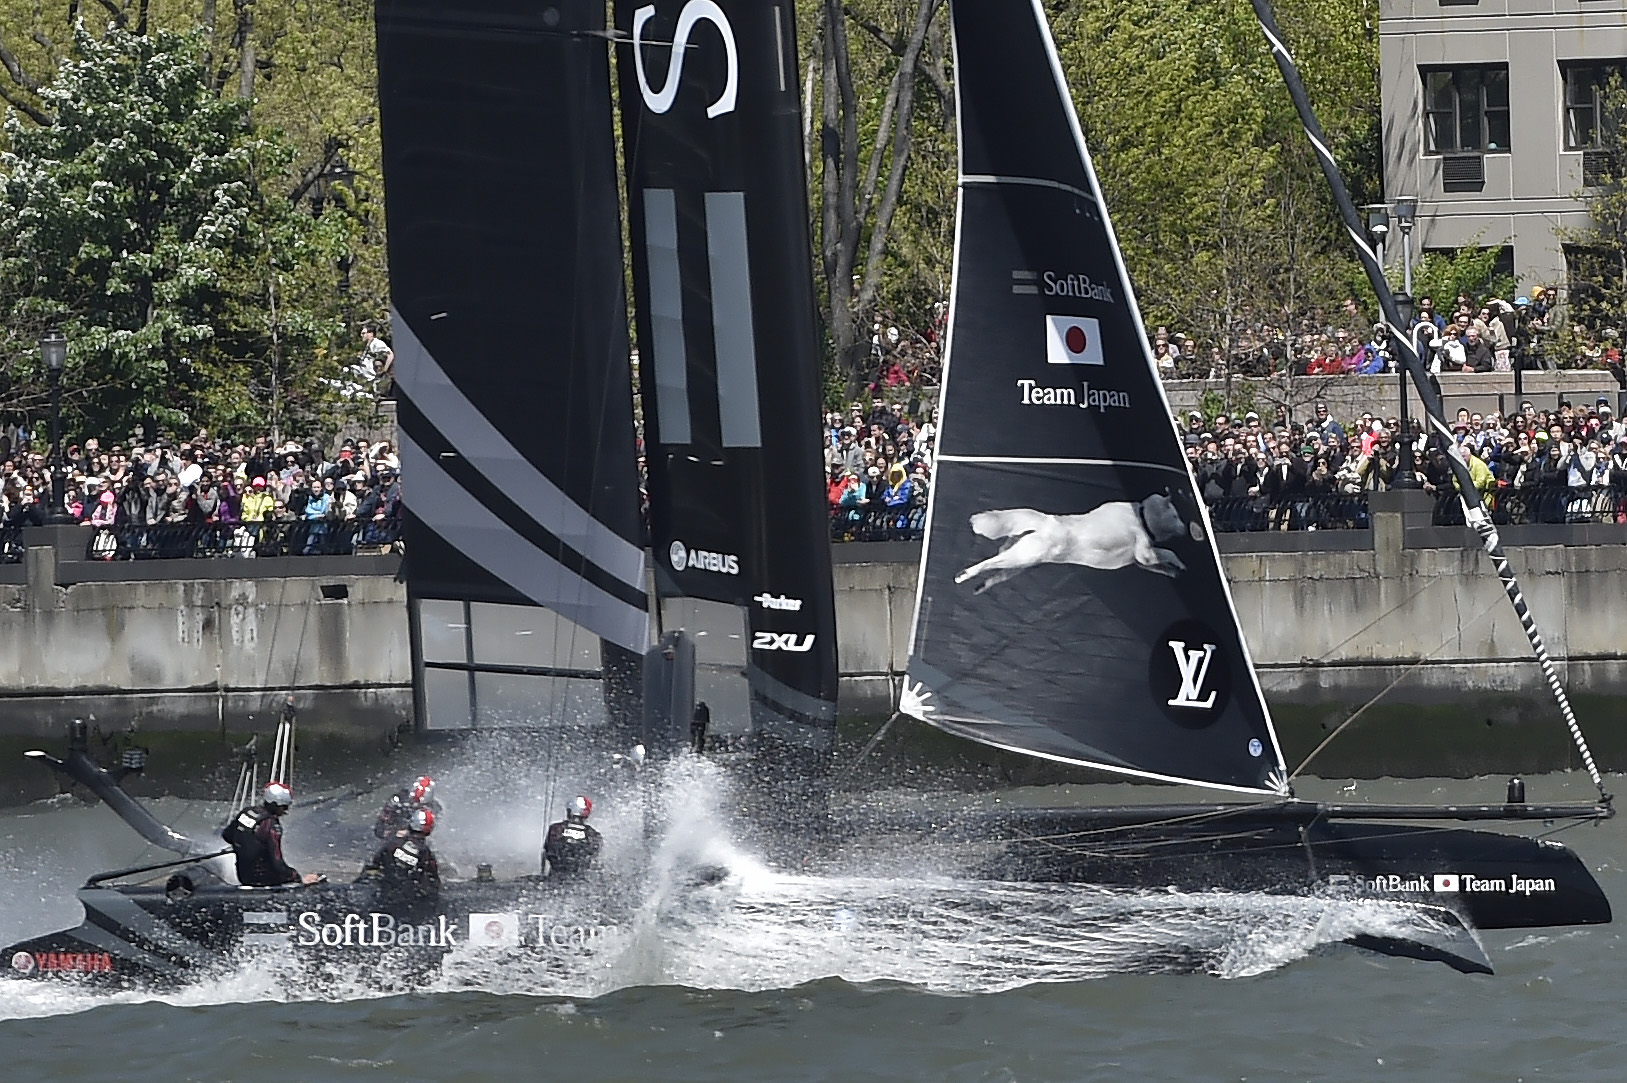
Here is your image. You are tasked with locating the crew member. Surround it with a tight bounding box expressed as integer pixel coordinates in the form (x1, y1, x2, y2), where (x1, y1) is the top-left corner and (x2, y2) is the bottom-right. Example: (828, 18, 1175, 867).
(374, 774, 441, 839)
(543, 795, 603, 878)
(223, 781, 321, 887)
(360, 807, 440, 900)
(691, 701, 711, 754)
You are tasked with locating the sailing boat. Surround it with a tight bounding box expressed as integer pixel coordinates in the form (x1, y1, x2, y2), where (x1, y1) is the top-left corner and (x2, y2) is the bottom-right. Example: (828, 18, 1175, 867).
(838, 0, 1611, 966)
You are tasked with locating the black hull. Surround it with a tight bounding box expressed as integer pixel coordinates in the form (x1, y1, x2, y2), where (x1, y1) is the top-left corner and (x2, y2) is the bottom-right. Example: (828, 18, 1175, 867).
(844, 803, 1612, 934)
(2, 871, 635, 989)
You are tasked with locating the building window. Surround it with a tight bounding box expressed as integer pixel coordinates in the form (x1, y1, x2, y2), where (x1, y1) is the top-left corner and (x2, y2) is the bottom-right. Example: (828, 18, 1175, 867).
(1422, 66, 1510, 154)
(1563, 63, 1625, 151)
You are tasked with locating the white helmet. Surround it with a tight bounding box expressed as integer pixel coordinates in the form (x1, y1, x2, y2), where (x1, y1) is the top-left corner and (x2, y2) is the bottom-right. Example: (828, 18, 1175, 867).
(409, 807, 435, 836)
(263, 781, 293, 810)
(567, 795, 592, 821)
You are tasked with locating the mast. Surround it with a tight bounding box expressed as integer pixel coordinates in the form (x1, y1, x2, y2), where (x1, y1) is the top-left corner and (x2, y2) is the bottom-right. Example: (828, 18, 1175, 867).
(615, 0, 840, 807)
(1247, 0, 1608, 801)
(375, 0, 648, 731)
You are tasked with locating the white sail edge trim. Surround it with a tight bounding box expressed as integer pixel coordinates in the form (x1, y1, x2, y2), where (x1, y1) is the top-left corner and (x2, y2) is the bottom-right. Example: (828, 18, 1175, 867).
(899, 18, 974, 678)
(960, 173, 1098, 204)
(1027, 0, 1290, 781)
(392, 308, 648, 591)
(936, 453, 1191, 477)
(905, 711, 1287, 797)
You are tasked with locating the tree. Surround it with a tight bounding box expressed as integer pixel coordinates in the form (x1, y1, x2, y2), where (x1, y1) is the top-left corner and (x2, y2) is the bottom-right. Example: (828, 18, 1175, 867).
(0, 24, 340, 438)
(1561, 73, 1627, 356)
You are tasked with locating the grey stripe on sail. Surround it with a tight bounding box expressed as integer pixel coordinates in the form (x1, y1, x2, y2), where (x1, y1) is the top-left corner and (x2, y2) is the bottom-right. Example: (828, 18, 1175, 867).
(705, 191, 763, 448)
(961, 173, 1097, 204)
(747, 662, 838, 726)
(400, 434, 650, 652)
(391, 311, 646, 591)
(644, 189, 693, 446)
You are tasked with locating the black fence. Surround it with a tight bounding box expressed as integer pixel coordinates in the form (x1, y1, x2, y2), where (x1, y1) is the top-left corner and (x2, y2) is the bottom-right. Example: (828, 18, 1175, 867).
(830, 504, 927, 542)
(1204, 493, 1372, 532)
(1433, 485, 1627, 527)
(85, 519, 404, 561)
(0, 525, 22, 565)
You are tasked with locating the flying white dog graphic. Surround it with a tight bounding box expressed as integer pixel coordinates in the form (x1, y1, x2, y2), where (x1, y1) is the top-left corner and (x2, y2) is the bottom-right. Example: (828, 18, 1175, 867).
(954, 493, 1193, 593)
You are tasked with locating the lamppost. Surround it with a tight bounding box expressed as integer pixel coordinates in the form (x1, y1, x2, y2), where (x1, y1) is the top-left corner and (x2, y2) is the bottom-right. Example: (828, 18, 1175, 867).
(38, 327, 71, 523)
(1392, 198, 1417, 296)
(1366, 205, 1390, 267)
(1391, 293, 1421, 488)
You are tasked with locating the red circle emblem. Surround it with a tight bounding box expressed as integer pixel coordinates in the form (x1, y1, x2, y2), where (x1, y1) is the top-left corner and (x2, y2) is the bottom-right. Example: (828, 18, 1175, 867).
(11, 952, 35, 974)
(1064, 325, 1087, 354)
(484, 920, 505, 941)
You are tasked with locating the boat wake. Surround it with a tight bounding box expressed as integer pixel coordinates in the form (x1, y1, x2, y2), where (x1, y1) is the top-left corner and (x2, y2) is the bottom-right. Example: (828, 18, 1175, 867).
(0, 762, 1485, 1017)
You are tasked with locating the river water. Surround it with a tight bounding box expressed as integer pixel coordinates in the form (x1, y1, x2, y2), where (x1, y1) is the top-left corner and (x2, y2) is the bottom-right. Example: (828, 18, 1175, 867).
(0, 764, 1621, 1083)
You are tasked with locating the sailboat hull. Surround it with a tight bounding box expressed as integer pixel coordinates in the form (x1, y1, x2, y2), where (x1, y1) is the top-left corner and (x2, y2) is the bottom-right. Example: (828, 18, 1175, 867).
(848, 804, 1612, 933)
(1, 873, 637, 989)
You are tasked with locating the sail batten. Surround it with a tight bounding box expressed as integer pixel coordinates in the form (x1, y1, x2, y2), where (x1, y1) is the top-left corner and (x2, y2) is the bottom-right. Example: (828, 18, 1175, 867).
(904, 0, 1287, 794)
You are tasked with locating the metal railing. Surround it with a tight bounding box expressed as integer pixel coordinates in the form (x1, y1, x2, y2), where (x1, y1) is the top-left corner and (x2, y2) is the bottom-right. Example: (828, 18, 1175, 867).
(830, 504, 927, 542)
(1433, 485, 1627, 527)
(0, 525, 22, 565)
(85, 519, 404, 560)
(1204, 493, 1372, 532)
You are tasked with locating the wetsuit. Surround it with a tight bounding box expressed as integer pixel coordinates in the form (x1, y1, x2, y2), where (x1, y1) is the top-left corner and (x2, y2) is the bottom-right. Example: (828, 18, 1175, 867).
(360, 835, 440, 900)
(222, 805, 300, 886)
(542, 818, 602, 878)
(373, 790, 444, 839)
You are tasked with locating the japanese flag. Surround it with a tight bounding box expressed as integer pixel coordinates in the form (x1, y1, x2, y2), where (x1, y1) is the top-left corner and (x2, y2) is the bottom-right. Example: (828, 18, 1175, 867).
(1432, 874, 1460, 893)
(469, 912, 520, 947)
(1045, 314, 1104, 366)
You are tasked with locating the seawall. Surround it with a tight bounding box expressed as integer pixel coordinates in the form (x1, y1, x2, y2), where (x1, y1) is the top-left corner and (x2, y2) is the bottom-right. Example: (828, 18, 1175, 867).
(4, 495, 1625, 783)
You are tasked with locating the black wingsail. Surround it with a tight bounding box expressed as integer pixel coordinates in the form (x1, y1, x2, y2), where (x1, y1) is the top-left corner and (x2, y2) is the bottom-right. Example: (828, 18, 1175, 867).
(376, 0, 648, 730)
(901, 0, 1287, 794)
(615, 0, 839, 774)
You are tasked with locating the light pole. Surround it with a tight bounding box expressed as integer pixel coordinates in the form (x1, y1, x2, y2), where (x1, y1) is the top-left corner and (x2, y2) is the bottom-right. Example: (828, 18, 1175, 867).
(1392, 198, 1417, 296)
(1366, 205, 1390, 268)
(38, 327, 71, 523)
(1391, 292, 1421, 488)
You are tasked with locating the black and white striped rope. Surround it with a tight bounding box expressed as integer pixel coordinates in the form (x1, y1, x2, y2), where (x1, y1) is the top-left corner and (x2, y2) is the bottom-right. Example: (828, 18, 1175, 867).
(1248, 0, 1608, 800)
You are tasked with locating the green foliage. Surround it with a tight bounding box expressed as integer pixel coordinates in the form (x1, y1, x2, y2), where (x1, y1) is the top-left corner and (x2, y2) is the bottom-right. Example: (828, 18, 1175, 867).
(1562, 74, 1627, 340)
(1404, 244, 1517, 313)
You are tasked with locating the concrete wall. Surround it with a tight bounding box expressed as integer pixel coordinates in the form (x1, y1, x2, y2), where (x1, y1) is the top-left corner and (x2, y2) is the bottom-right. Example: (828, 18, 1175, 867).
(4, 504, 1627, 775)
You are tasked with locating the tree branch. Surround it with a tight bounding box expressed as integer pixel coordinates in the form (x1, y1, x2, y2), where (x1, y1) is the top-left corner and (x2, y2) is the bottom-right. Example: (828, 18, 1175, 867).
(0, 30, 45, 93)
(92, 0, 129, 27)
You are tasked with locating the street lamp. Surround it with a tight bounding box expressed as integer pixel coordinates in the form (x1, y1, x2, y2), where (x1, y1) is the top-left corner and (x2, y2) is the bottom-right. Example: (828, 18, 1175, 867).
(1391, 293, 1420, 489)
(1392, 198, 1418, 297)
(38, 327, 71, 523)
(1366, 205, 1390, 267)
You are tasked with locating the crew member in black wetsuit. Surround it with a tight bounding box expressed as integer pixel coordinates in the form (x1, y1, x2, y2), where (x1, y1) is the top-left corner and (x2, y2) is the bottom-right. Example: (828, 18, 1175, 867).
(223, 781, 321, 887)
(543, 796, 602, 878)
(359, 807, 440, 901)
(691, 701, 711, 753)
(374, 774, 442, 840)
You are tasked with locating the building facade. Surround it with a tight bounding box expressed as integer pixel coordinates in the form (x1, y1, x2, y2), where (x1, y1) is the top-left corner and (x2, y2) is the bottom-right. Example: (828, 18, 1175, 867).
(1380, 0, 1627, 293)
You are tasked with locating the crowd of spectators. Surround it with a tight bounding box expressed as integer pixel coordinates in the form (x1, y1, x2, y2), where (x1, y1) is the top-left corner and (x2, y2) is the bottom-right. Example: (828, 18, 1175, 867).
(0, 427, 404, 555)
(1149, 287, 1589, 380)
(1183, 395, 1627, 529)
(824, 397, 935, 541)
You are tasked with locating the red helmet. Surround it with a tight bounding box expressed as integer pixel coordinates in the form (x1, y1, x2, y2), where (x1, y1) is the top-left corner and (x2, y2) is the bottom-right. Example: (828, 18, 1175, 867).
(410, 775, 434, 804)
(409, 807, 435, 836)
(263, 781, 292, 810)
(567, 795, 592, 821)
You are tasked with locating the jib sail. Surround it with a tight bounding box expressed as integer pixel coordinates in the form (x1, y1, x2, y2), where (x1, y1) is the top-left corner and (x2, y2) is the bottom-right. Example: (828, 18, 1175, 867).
(901, 0, 1287, 794)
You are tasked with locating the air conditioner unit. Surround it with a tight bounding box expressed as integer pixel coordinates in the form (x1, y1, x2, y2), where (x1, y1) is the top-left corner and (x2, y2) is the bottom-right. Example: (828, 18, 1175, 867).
(1582, 150, 1615, 187)
(1441, 154, 1485, 192)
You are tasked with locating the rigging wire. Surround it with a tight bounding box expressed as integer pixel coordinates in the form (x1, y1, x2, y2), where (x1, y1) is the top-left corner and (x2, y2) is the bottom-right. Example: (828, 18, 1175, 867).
(1247, 0, 1609, 803)
(1289, 596, 1503, 782)
(1254, 575, 1447, 693)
